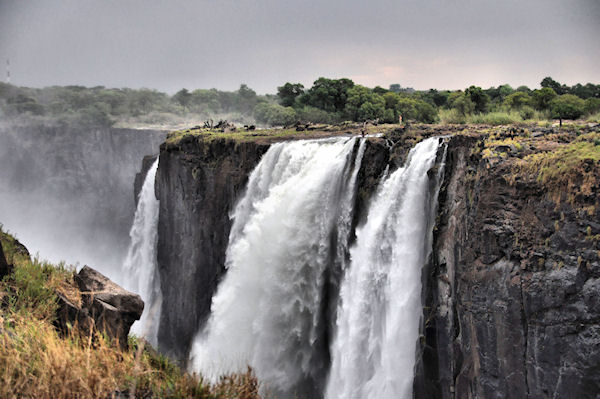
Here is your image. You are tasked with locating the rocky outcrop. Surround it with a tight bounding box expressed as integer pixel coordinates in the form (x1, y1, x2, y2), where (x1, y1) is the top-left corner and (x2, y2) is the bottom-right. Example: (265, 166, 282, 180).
(134, 154, 159, 205)
(417, 131, 600, 398)
(0, 241, 10, 279)
(156, 137, 271, 361)
(56, 266, 144, 349)
(155, 126, 600, 395)
(156, 135, 397, 363)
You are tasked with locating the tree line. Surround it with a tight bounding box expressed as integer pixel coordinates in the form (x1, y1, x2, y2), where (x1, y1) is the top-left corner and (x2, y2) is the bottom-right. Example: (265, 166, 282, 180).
(0, 76, 598, 128)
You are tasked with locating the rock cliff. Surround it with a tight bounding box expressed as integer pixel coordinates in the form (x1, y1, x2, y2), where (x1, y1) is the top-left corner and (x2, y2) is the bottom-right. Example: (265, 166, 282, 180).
(417, 128, 600, 398)
(155, 125, 600, 397)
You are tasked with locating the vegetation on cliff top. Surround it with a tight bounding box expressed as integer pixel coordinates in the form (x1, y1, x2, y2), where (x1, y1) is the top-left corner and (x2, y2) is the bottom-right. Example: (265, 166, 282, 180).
(0, 227, 260, 398)
(1, 76, 598, 130)
(478, 126, 600, 209)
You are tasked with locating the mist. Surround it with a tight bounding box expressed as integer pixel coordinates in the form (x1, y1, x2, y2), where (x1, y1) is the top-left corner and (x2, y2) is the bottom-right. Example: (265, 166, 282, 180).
(0, 120, 165, 281)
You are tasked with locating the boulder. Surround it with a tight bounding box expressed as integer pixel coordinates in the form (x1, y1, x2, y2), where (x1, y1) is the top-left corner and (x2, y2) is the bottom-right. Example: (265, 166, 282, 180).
(56, 266, 144, 349)
(0, 242, 11, 280)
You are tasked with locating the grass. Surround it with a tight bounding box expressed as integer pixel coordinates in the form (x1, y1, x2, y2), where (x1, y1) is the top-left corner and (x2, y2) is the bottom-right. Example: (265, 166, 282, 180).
(0, 227, 260, 398)
(164, 123, 400, 147)
(466, 111, 523, 125)
(511, 132, 600, 204)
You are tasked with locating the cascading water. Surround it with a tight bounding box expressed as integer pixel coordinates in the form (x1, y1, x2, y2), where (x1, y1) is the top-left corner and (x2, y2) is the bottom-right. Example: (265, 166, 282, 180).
(122, 158, 162, 346)
(326, 136, 445, 399)
(189, 137, 365, 398)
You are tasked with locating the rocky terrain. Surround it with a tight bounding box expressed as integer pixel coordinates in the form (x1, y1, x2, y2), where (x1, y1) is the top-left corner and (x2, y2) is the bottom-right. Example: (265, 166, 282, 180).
(155, 123, 599, 397)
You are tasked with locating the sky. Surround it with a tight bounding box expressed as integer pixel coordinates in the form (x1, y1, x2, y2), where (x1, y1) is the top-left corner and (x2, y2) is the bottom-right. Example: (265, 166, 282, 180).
(0, 0, 599, 94)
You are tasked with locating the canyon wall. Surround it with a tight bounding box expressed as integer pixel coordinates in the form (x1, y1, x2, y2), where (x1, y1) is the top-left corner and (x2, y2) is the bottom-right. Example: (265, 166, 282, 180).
(0, 123, 166, 278)
(156, 128, 600, 397)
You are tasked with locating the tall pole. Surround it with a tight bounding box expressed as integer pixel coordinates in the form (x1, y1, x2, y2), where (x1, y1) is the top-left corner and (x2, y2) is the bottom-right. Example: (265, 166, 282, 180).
(6, 59, 10, 84)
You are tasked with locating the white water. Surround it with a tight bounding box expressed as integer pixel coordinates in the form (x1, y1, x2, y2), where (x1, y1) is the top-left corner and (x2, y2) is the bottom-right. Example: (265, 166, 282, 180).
(189, 137, 365, 397)
(122, 158, 162, 346)
(326, 137, 444, 399)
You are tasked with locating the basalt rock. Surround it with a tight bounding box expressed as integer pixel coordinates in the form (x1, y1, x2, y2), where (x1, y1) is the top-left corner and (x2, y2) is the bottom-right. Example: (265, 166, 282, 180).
(0, 241, 11, 280)
(416, 132, 600, 399)
(55, 266, 144, 349)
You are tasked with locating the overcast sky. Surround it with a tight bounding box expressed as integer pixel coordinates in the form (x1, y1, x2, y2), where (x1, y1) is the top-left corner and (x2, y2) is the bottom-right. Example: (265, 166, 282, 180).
(0, 0, 598, 94)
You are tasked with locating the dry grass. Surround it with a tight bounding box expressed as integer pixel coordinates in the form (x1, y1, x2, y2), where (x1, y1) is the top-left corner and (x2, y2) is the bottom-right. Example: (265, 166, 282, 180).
(0, 228, 261, 398)
(511, 132, 600, 205)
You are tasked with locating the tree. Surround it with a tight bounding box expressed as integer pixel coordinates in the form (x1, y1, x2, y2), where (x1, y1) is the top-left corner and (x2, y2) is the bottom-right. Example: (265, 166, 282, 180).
(465, 86, 489, 113)
(277, 83, 304, 107)
(503, 92, 531, 109)
(550, 94, 585, 126)
(302, 77, 355, 113)
(373, 86, 388, 95)
(389, 84, 401, 93)
(541, 77, 567, 95)
(254, 103, 297, 126)
(532, 87, 557, 110)
(236, 84, 258, 114)
(344, 85, 384, 121)
(173, 88, 192, 109)
(451, 93, 476, 116)
(585, 98, 600, 115)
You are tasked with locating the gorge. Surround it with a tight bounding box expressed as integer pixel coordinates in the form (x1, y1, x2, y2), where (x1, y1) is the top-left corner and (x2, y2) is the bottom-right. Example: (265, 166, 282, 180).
(2, 122, 599, 398)
(151, 125, 600, 398)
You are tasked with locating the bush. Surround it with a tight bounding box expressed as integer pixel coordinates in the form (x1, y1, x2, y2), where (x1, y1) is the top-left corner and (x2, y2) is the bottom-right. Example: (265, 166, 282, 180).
(519, 106, 535, 120)
(439, 109, 466, 124)
(253, 103, 297, 126)
(550, 94, 586, 122)
(296, 106, 340, 124)
(466, 111, 522, 125)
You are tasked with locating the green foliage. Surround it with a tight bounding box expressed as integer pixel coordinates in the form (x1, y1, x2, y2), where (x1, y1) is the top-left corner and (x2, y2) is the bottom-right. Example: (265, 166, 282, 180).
(300, 77, 354, 113)
(438, 108, 466, 124)
(584, 98, 600, 115)
(253, 103, 297, 126)
(451, 93, 476, 116)
(465, 86, 490, 113)
(541, 76, 567, 95)
(344, 85, 385, 121)
(550, 94, 586, 122)
(503, 92, 531, 109)
(277, 83, 304, 107)
(532, 87, 557, 110)
(296, 106, 340, 124)
(519, 106, 535, 120)
(173, 88, 192, 109)
(466, 111, 522, 125)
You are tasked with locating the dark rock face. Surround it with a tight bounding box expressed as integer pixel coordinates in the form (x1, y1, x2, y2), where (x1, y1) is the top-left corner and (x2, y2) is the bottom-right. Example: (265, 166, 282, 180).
(134, 154, 159, 206)
(0, 241, 11, 280)
(417, 134, 600, 398)
(156, 137, 271, 362)
(56, 266, 144, 349)
(156, 136, 395, 364)
(156, 130, 600, 396)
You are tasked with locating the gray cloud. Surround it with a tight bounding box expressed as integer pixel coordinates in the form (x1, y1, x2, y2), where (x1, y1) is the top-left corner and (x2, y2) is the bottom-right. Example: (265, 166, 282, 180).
(0, 0, 598, 93)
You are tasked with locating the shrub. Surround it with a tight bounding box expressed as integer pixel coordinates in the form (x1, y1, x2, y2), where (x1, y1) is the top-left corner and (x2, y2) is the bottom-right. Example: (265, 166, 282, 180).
(253, 103, 297, 126)
(466, 111, 522, 125)
(550, 94, 586, 123)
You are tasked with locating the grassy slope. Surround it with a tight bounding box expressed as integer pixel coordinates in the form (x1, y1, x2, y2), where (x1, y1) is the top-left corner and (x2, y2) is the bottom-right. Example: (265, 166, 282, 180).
(0, 228, 259, 399)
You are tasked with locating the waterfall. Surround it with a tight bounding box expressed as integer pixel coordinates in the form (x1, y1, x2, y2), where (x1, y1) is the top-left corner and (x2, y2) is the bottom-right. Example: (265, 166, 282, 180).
(189, 137, 365, 398)
(326, 136, 444, 399)
(122, 158, 162, 347)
